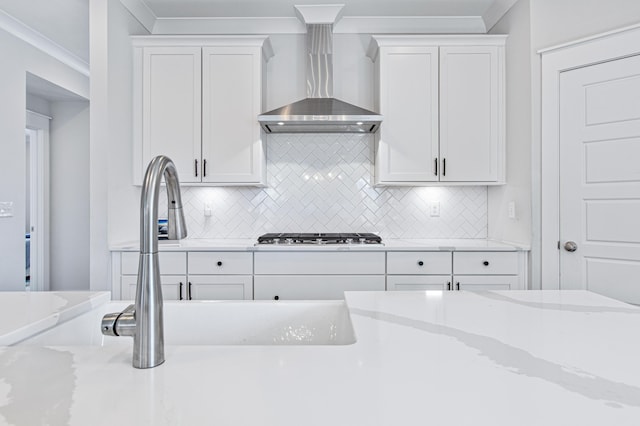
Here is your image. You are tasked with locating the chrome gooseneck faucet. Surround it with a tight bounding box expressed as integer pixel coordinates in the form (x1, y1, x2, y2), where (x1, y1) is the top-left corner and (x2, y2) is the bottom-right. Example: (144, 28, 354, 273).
(102, 155, 187, 368)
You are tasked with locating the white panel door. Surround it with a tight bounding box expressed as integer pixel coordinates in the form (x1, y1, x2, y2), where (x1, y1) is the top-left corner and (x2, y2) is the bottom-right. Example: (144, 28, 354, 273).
(375, 46, 439, 183)
(142, 47, 202, 183)
(188, 275, 253, 300)
(559, 54, 640, 304)
(439, 46, 500, 182)
(202, 47, 264, 184)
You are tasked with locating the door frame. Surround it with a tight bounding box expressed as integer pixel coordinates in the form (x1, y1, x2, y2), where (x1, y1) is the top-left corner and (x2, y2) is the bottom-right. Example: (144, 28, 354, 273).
(26, 110, 51, 291)
(538, 23, 640, 289)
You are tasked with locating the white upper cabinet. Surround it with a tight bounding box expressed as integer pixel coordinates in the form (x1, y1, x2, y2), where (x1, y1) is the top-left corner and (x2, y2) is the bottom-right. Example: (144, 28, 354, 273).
(133, 36, 273, 186)
(368, 35, 506, 186)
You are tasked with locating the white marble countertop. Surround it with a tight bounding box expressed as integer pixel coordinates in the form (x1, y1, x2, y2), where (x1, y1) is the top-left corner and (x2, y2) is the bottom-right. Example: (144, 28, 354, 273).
(110, 238, 529, 252)
(1, 290, 639, 425)
(0, 291, 110, 345)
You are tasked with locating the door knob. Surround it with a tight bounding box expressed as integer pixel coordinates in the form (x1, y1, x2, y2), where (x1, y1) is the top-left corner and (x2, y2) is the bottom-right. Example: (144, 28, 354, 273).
(564, 241, 578, 252)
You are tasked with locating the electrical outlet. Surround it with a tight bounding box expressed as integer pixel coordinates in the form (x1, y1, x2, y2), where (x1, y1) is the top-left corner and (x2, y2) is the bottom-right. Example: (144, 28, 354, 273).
(430, 201, 440, 217)
(508, 201, 516, 219)
(204, 203, 212, 217)
(0, 202, 13, 218)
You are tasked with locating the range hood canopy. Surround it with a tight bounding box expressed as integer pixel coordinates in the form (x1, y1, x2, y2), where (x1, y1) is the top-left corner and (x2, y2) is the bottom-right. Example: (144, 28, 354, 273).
(259, 9, 382, 134)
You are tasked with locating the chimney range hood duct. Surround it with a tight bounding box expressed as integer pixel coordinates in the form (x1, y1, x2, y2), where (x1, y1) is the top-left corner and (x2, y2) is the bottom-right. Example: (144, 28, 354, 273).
(258, 24, 382, 134)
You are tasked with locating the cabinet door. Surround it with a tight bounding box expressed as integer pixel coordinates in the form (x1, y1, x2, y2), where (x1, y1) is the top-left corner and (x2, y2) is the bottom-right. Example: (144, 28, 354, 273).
(121, 275, 185, 301)
(202, 47, 265, 184)
(188, 275, 253, 300)
(142, 47, 202, 183)
(387, 275, 451, 291)
(454, 275, 515, 291)
(375, 46, 439, 184)
(254, 275, 386, 300)
(439, 46, 501, 182)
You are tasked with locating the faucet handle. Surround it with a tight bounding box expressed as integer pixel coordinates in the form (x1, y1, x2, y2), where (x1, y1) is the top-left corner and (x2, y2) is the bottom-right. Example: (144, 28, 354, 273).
(101, 304, 136, 337)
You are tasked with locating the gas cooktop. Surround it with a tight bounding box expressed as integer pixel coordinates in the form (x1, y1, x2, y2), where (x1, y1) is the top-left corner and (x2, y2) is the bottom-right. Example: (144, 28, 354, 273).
(257, 233, 382, 245)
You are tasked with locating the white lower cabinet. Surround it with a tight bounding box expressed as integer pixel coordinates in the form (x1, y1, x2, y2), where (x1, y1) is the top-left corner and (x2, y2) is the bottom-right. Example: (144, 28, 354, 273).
(113, 248, 527, 300)
(187, 275, 253, 300)
(254, 276, 385, 300)
(121, 275, 186, 301)
(119, 252, 187, 300)
(452, 251, 523, 291)
(386, 275, 451, 291)
(254, 252, 385, 300)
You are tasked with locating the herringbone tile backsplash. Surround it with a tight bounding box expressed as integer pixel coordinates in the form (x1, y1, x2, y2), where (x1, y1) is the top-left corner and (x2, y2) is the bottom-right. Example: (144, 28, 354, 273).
(164, 133, 487, 239)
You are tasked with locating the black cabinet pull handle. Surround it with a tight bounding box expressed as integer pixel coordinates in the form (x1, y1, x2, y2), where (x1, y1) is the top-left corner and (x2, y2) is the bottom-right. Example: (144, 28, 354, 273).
(274, 295, 279, 300)
(203, 159, 207, 177)
(194, 159, 198, 177)
(217, 261, 223, 267)
(443, 158, 446, 176)
(456, 282, 460, 291)
(418, 260, 424, 266)
(434, 158, 438, 176)
(447, 282, 451, 291)
(179, 282, 183, 300)
(483, 261, 489, 266)
(188, 282, 192, 300)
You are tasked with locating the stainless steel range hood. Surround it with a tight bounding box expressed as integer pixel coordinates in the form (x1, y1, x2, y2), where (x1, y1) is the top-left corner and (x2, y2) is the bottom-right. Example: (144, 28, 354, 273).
(258, 24, 382, 134)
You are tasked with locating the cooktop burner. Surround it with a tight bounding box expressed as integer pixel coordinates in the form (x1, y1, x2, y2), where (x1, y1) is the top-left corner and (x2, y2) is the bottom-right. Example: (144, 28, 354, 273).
(257, 233, 382, 245)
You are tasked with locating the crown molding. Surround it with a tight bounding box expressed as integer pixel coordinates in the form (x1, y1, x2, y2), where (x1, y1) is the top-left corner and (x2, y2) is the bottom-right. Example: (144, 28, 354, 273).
(119, 0, 157, 33)
(334, 16, 486, 34)
(0, 9, 89, 77)
(141, 15, 487, 35)
(482, 0, 519, 31)
(152, 17, 306, 34)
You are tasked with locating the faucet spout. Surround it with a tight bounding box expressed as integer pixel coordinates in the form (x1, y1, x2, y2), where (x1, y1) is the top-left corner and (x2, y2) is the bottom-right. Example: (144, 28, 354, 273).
(102, 155, 187, 369)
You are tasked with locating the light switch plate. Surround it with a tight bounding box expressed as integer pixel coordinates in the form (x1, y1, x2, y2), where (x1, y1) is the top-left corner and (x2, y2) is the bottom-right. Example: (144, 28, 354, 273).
(0, 202, 13, 218)
(508, 201, 516, 219)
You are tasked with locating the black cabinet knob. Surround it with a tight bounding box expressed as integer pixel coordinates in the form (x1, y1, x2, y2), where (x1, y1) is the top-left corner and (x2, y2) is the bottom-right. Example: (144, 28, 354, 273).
(217, 261, 223, 266)
(418, 261, 424, 266)
(483, 261, 489, 266)
(273, 295, 279, 300)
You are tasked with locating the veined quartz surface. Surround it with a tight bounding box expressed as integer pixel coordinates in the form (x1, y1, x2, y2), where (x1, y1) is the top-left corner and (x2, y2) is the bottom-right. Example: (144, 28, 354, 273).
(0, 290, 639, 425)
(0, 291, 110, 345)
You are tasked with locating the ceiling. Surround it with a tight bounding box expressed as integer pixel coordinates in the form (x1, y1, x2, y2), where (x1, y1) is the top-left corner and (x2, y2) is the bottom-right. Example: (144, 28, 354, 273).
(143, 0, 499, 19)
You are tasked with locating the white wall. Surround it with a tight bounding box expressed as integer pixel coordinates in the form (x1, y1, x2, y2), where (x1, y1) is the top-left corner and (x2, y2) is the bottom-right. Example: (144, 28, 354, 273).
(90, 0, 149, 291)
(487, 0, 531, 246)
(50, 101, 90, 291)
(530, 0, 640, 50)
(0, 28, 88, 290)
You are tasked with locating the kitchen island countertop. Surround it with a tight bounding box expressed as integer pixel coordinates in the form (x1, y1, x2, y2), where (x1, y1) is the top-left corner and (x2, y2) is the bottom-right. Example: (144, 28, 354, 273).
(1, 290, 639, 425)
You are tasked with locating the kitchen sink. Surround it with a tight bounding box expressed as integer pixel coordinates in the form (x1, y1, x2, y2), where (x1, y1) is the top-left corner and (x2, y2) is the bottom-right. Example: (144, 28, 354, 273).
(16, 300, 357, 346)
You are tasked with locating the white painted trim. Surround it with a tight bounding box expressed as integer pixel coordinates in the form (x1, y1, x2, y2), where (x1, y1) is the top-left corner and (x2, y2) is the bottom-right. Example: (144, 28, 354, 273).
(294, 4, 344, 25)
(152, 17, 306, 35)
(335, 16, 486, 34)
(539, 24, 640, 289)
(0, 9, 89, 77)
(148, 15, 488, 35)
(25, 109, 52, 121)
(538, 22, 640, 55)
(119, 0, 157, 33)
(26, 111, 51, 292)
(131, 35, 274, 60)
(482, 0, 519, 32)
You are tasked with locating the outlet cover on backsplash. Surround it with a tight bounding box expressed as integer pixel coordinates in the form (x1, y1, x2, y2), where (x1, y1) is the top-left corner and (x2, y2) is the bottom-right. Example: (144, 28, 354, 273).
(159, 133, 487, 239)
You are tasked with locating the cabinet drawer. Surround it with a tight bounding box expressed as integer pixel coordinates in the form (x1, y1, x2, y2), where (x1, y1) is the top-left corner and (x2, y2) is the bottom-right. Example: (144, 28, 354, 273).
(121, 251, 186, 275)
(188, 275, 253, 300)
(454, 275, 516, 291)
(453, 252, 518, 275)
(254, 275, 385, 300)
(121, 274, 185, 300)
(254, 252, 385, 275)
(387, 275, 450, 291)
(188, 252, 253, 275)
(387, 252, 452, 275)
